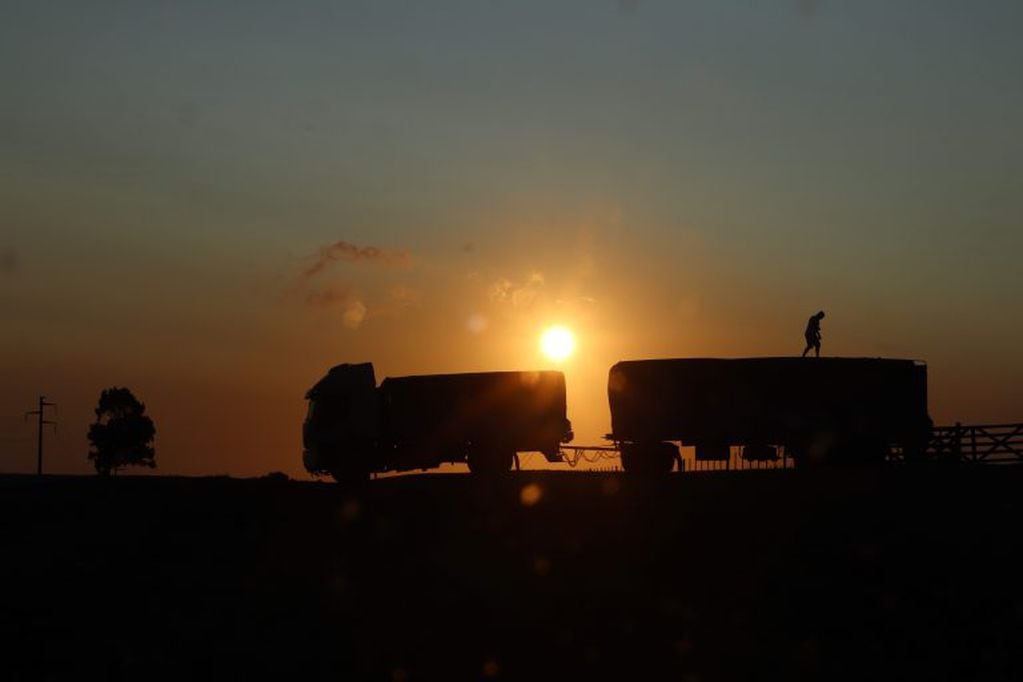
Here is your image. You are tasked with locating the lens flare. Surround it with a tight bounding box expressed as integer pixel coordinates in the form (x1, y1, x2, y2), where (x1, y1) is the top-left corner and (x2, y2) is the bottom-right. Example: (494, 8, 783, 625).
(540, 326, 576, 362)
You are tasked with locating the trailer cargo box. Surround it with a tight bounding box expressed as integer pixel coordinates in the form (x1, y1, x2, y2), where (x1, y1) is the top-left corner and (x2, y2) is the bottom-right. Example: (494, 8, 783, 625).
(608, 357, 929, 469)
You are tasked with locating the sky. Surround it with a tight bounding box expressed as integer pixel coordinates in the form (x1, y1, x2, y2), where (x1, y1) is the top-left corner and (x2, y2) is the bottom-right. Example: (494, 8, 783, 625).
(2, 0, 1022, 477)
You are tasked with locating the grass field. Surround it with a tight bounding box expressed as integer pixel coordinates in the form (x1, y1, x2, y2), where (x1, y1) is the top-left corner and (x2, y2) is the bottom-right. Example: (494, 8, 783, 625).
(2, 467, 1021, 680)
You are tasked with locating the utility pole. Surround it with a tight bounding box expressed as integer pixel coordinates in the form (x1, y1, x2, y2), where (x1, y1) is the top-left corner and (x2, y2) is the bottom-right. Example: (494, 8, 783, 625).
(25, 396, 57, 475)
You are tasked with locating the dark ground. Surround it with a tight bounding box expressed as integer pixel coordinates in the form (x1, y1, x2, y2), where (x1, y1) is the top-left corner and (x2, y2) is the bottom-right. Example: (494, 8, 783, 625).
(1, 467, 1021, 681)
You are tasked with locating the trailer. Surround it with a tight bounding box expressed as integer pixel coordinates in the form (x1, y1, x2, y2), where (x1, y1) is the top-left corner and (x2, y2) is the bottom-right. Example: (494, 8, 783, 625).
(607, 357, 932, 473)
(303, 363, 573, 481)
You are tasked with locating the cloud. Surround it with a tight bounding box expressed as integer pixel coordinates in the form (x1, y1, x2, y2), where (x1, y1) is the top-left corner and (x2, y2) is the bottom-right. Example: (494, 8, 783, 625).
(303, 284, 368, 329)
(489, 277, 514, 303)
(303, 240, 412, 279)
(0, 246, 19, 274)
(489, 271, 545, 309)
(297, 246, 421, 328)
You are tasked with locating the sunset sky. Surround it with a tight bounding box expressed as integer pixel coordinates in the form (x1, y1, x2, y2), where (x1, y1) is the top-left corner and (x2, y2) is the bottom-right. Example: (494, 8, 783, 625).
(2, 0, 1022, 477)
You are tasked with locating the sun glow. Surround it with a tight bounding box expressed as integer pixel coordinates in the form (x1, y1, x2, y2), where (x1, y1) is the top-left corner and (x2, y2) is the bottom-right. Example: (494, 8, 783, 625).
(540, 326, 576, 362)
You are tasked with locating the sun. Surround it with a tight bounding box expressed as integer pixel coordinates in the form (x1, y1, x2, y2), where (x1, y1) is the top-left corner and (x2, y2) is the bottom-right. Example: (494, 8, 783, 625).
(540, 325, 576, 362)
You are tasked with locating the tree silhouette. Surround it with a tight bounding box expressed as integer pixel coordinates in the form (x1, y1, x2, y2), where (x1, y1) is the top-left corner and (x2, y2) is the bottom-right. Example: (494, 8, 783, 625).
(87, 387, 156, 476)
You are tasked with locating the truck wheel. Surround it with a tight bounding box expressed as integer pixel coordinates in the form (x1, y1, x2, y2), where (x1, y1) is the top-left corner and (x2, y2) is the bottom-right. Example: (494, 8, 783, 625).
(324, 448, 372, 484)
(329, 465, 370, 485)
(467, 448, 514, 475)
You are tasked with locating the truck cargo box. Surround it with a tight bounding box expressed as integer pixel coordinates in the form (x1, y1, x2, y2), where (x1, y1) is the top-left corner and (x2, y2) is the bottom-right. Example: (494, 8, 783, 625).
(381, 370, 570, 454)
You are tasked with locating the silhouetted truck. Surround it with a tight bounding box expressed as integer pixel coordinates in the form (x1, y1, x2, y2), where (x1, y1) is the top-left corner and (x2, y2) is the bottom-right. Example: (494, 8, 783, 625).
(304, 363, 573, 481)
(608, 357, 931, 472)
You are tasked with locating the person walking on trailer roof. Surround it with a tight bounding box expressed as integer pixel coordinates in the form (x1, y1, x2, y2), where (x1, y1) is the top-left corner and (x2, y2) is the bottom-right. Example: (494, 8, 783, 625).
(802, 311, 825, 357)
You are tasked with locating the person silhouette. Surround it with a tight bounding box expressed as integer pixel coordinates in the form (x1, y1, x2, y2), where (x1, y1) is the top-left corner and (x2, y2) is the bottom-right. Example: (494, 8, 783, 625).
(801, 310, 825, 357)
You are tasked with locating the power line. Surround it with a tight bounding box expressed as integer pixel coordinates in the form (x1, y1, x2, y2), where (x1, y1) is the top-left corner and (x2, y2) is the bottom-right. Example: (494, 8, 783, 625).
(25, 396, 57, 475)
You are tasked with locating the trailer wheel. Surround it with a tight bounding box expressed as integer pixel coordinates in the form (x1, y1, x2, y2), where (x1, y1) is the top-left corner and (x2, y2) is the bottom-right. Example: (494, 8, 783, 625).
(788, 428, 840, 467)
(848, 437, 889, 465)
(902, 418, 934, 463)
(784, 441, 814, 468)
(621, 442, 677, 475)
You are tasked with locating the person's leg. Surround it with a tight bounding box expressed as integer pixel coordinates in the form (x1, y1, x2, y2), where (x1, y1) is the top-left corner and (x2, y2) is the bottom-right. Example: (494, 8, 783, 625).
(814, 340, 821, 357)
(802, 335, 813, 357)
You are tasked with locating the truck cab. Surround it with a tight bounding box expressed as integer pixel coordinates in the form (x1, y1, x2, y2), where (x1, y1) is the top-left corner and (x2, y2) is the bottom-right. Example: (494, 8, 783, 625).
(303, 363, 381, 478)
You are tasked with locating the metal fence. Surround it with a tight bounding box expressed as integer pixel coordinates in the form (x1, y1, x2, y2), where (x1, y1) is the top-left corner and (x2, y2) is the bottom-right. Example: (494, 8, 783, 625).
(926, 423, 1023, 464)
(560, 444, 794, 473)
(560, 422, 1023, 472)
(682, 448, 792, 472)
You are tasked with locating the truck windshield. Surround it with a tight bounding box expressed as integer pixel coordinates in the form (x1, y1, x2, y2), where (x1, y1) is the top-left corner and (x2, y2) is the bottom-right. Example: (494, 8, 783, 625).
(307, 398, 350, 423)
